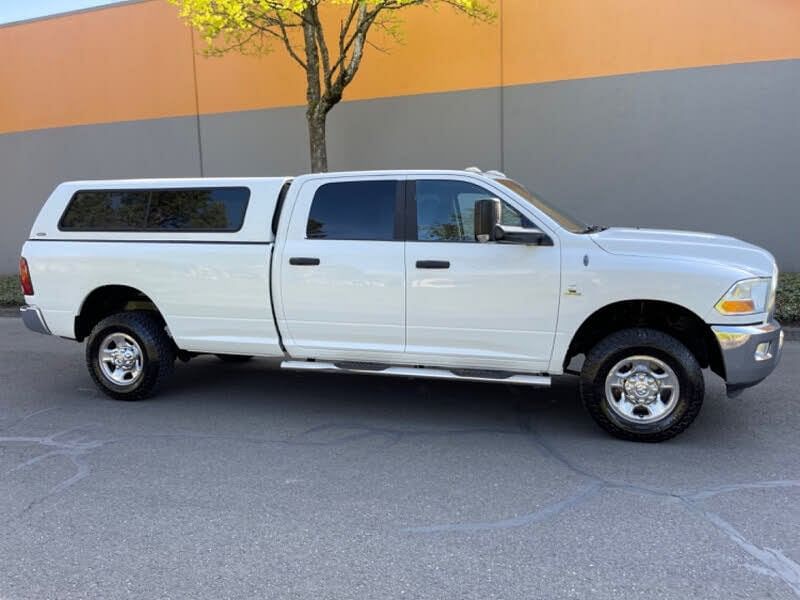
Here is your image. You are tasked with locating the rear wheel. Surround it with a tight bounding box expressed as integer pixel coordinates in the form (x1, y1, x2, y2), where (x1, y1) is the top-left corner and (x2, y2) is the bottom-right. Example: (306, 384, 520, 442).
(580, 328, 704, 442)
(86, 311, 175, 401)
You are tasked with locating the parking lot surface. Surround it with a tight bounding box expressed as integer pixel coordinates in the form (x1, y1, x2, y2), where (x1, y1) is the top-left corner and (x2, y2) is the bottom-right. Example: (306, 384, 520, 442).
(1, 316, 798, 599)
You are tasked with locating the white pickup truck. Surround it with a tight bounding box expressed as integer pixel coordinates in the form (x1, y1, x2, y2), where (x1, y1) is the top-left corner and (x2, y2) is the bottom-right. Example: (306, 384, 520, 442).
(19, 169, 783, 441)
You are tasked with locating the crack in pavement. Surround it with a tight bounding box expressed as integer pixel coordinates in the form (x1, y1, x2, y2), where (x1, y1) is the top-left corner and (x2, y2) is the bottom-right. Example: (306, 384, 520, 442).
(0, 423, 112, 525)
(682, 500, 800, 596)
(403, 481, 604, 533)
(404, 405, 800, 597)
(685, 480, 800, 501)
(0, 406, 59, 432)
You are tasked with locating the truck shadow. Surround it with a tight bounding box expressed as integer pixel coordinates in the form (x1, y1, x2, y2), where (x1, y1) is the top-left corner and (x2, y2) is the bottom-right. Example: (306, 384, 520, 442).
(156, 355, 732, 443)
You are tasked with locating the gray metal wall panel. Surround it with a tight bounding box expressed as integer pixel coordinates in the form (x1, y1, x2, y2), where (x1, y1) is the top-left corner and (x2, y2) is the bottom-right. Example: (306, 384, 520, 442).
(0, 117, 202, 272)
(503, 60, 800, 271)
(198, 87, 501, 176)
(198, 105, 309, 177)
(326, 88, 502, 172)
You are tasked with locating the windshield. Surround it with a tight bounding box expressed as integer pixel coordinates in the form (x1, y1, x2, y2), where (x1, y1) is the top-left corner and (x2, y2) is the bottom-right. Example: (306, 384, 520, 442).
(495, 178, 588, 233)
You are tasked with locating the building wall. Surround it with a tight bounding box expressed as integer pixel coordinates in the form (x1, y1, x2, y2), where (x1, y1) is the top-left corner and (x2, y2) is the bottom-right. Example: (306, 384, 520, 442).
(1, 0, 799, 272)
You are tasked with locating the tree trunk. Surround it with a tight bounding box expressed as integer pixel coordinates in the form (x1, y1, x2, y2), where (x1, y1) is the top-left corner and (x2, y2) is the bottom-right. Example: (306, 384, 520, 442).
(307, 110, 328, 173)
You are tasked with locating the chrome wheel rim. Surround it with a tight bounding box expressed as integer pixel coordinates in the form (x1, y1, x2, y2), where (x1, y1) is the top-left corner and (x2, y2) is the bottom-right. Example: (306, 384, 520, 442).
(604, 355, 680, 424)
(98, 332, 144, 387)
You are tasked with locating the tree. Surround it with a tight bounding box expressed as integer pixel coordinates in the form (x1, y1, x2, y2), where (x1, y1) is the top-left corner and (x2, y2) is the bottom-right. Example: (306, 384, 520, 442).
(168, 0, 495, 172)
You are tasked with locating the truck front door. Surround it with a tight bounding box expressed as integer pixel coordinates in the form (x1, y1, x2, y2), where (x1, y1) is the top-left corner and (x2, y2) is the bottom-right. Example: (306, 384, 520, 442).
(404, 177, 560, 373)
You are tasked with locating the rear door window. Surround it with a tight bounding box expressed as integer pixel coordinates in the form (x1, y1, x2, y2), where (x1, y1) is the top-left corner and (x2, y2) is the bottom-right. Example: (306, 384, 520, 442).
(306, 181, 399, 241)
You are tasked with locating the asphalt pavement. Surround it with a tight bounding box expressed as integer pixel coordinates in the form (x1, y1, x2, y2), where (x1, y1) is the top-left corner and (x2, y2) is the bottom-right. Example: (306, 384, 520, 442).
(1, 316, 798, 599)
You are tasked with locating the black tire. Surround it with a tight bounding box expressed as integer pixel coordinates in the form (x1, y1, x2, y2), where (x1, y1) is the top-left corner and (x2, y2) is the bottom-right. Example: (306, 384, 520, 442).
(580, 328, 704, 442)
(86, 311, 175, 401)
(215, 354, 254, 363)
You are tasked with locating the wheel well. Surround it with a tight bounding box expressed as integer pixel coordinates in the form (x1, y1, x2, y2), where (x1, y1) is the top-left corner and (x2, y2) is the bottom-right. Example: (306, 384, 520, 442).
(564, 300, 725, 379)
(74, 285, 165, 342)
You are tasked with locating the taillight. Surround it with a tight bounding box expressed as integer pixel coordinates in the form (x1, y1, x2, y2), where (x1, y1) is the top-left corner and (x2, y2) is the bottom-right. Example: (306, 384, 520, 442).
(19, 257, 34, 296)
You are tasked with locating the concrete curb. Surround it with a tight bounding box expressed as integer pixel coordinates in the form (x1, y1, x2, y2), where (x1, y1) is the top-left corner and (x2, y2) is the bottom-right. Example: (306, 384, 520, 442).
(0, 307, 20, 317)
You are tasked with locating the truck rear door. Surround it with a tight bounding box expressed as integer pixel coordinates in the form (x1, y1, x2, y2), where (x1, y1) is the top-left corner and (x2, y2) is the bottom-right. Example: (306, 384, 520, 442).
(273, 175, 406, 362)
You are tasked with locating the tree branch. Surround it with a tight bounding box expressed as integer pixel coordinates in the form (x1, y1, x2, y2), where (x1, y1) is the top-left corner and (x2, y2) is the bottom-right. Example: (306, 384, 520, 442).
(274, 12, 307, 69)
(309, 3, 333, 91)
(205, 27, 264, 56)
(329, 1, 374, 83)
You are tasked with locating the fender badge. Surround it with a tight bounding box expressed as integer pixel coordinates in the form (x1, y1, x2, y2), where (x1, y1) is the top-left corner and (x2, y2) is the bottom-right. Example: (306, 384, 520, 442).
(565, 285, 581, 296)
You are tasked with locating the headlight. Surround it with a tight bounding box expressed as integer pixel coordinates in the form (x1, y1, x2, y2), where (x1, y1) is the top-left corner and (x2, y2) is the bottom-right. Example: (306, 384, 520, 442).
(715, 278, 772, 315)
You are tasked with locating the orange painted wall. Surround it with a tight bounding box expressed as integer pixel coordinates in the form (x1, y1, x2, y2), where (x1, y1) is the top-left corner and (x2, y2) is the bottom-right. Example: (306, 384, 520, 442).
(502, 0, 800, 86)
(2, 0, 800, 135)
(0, 1, 197, 134)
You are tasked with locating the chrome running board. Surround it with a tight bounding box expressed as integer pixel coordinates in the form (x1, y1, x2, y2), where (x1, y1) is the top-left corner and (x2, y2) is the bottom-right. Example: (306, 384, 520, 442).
(280, 360, 550, 387)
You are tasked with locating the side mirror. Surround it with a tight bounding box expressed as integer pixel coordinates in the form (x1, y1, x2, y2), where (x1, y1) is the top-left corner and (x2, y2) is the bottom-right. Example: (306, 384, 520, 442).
(474, 198, 501, 242)
(492, 223, 553, 246)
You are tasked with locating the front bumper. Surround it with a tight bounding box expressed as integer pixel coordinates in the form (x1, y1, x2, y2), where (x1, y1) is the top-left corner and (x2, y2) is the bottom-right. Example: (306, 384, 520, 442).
(20, 305, 51, 336)
(712, 320, 783, 396)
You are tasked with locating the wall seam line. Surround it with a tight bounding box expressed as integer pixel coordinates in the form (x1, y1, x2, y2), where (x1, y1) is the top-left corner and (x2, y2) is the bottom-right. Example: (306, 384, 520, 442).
(499, 0, 505, 173)
(189, 28, 205, 177)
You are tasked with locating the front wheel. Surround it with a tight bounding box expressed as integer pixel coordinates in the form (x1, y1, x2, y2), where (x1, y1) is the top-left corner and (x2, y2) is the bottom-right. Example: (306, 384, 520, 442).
(86, 311, 175, 401)
(580, 328, 704, 442)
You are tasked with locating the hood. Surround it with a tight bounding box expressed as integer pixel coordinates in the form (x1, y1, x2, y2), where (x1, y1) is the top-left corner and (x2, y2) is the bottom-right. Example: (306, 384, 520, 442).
(590, 228, 775, 277)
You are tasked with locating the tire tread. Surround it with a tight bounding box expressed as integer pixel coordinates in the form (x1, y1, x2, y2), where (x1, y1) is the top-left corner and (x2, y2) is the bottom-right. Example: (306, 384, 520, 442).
(580, 328, 704, 442)
(85, 311, 175, 401)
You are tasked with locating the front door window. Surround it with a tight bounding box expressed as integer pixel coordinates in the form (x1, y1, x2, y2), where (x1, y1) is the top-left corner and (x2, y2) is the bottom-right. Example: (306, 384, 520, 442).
(415, 180, 533, 242)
